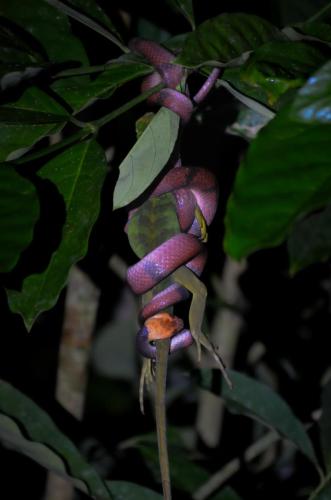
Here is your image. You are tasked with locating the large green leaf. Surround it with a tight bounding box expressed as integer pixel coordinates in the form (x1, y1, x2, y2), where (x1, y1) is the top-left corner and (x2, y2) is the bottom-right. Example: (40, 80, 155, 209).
(291, 60, 331, 123)
(0, 87, 68, 161)
(62, 0, 120, 38)
(198, 369, 318, 467)
(288, 204, 331, 273)
(0, 20, 47, 89)
(0, 0, 88, 64)
(224, 58, 331, 259)
(176, 13, 283, 67)
(0, 380, 111, 499)
(0, 23, 44, 65)
(7, 139, 107, 330)
(113, 107, 180, 210)
(52, 62, 152, 111)
(0, 381, 163, 499)
(224, 105, 331, 259)
(0, 165, 39, 272)
(137, 18, 171, 43)
(166, 0, 195, 29)
(223, 41, 327, 109)
(294, 21, 331, 45)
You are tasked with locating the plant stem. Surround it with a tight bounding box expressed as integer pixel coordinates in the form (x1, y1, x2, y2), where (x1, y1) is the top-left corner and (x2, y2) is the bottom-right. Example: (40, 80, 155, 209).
(54, 62, 152, 79)
(155, 339, 172, 500)
(13, 82, 164, 165)
(54, 64, 115, 78)
(13, 129, 90, 165)
(92, 82, 164, 128)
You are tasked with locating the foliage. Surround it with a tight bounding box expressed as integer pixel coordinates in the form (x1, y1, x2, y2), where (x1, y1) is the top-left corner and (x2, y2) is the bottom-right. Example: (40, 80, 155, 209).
(1, 0, 331, 499)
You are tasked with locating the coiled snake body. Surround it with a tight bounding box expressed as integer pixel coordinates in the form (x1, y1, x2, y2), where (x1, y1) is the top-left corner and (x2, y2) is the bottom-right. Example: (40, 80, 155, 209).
(126, 39, 220, 359)
(124, 38, 229, 500)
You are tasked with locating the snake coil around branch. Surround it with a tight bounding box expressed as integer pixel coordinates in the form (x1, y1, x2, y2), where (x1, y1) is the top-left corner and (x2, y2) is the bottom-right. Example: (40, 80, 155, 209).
(126, 39, 224, 363)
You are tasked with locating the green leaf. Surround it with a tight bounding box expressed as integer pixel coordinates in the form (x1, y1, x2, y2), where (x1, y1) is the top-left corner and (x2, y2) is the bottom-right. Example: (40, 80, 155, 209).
(113, 107, 180, 210)
(6, 139, 107, 330)
(291, 60, 331, 124)
(0, 379, 111, 499)
(108, 481, 162, 500)
(0, 165, 39, 272)
(210, 487, 243, 500)
(127, 193, 180, 258)
(320, 378, 331, 472)
(0, 23, 44, 65)
(137, 18, 171, 43)
(223, 41, 327, 109)
(163, 33, 188, 52)
(167, 0, 195, 30)
(198, 369, 318, 466)
(0, 0, 88, 64)
(294, 21, 331, 45)
(0, 87, 68, 161)
(224, 106, 331, 260)
(288, 204, 331, 273)
(46, 0, 126, 53)
(176, 13, 283, 67)
(52, 62, 152, 111)
(62, 0, 120, 38)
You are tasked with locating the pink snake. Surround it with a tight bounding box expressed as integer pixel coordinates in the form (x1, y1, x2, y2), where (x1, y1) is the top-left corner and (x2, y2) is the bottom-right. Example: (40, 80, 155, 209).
(126, 39, 220, 358)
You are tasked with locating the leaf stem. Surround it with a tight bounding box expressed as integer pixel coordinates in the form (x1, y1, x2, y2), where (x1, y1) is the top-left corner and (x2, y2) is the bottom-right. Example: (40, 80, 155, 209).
(53, 62, 152, 79)
(13, 82, 164, 165)
(91, 82, 164, 128)
(46, 0, 129, 53)
(54, 64, 115, 78)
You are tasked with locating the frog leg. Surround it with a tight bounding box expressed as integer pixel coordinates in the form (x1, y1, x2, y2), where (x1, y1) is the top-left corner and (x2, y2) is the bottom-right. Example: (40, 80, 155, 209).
(172, 265, 232, 388)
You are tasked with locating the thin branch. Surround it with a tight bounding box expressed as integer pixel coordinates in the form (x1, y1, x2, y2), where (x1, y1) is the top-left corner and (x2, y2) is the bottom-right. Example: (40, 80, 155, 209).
(91, 82, 164, 128)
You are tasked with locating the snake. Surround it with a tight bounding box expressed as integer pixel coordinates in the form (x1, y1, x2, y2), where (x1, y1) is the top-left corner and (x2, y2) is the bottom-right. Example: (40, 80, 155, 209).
(125, 38, 220, 359)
